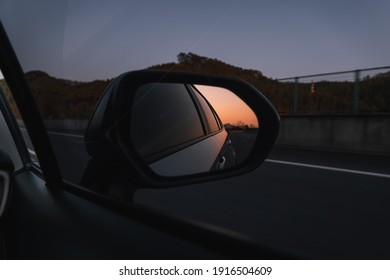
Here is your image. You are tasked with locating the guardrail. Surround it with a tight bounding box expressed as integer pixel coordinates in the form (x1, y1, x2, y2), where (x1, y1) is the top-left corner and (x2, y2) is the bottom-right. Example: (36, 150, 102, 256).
(277, 66, 390, 114)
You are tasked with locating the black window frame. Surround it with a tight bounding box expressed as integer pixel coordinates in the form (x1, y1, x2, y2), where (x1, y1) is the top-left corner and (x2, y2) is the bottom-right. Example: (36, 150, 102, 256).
(188, 84, 224, 134)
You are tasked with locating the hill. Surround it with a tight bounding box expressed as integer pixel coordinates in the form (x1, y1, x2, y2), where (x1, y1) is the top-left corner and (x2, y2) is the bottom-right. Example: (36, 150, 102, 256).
(1, 53, 390, 118)
(23, 71, 110, 118)
(149, 52, 267, 84)
(148, 53, 299, 113)
(150, 53, 390, 114)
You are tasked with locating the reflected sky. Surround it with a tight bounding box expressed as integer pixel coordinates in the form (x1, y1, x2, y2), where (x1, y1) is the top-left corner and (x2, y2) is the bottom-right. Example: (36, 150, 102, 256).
(1, 0, 389, 81)
(196, 85, 258, 127)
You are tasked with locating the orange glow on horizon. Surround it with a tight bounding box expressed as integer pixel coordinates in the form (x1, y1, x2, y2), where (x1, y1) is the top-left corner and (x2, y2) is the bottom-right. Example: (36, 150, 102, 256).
(195, 85, 258, 128)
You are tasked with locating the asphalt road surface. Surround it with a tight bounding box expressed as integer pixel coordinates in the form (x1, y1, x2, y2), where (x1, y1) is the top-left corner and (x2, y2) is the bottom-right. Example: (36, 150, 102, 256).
(228, 131, 257, 163)
(24, 129, 390, 259)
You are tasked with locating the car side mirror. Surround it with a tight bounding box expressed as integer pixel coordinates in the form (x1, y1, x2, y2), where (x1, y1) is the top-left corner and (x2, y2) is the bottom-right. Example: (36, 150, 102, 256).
(85, 70, 279, 188)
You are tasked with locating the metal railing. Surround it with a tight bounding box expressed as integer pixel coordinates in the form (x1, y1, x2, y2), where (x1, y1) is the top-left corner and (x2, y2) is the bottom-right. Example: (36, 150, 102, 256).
(276, 66, 390, 115)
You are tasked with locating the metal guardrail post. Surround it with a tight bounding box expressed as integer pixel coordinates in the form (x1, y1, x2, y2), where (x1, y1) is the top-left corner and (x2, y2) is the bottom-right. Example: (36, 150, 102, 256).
(293, 77, 299, 114)
(353, 70, 361, 114)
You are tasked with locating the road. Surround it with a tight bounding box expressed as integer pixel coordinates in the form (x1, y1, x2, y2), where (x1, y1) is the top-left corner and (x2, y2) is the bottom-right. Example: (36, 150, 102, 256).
(228, 131, 257, 164)
(136, 148, 390, 259)
(24, 129, 390, 259)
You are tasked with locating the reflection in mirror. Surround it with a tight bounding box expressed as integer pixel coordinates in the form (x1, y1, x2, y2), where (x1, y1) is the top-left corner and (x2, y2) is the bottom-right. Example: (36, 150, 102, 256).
(130, 83, 258, 177)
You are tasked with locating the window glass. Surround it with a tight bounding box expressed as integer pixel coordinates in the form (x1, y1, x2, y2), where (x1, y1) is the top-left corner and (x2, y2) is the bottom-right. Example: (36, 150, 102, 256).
(131, 83, 204, 157)
(192, 87, 221, 133)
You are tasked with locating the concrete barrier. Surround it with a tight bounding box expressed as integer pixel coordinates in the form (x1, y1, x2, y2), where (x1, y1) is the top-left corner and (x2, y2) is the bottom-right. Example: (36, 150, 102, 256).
(276, 115, 390, 156)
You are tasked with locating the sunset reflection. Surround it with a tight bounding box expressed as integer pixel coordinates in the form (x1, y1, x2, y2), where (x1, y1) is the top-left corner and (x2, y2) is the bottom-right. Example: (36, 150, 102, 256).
(195, 85, 258, 128)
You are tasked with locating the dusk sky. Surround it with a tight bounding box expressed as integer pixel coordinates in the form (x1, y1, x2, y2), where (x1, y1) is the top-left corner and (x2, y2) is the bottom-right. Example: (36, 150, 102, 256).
(1, 0, 390, 81)
(196, 85, 258, 127)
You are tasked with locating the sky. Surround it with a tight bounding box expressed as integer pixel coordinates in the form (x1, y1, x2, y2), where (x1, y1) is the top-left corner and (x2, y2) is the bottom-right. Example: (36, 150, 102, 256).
(196, 85, 258, 127)
(195, 85, 259, 127)
(1, 0, 390, 81)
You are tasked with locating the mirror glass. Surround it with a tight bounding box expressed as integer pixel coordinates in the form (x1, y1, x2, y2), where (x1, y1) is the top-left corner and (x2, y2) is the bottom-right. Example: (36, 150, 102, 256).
(130, 83, 259, 177)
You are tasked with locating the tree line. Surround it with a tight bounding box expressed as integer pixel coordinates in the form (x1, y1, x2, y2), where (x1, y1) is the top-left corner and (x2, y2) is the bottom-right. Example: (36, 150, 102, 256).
(0, 53, 389, 119)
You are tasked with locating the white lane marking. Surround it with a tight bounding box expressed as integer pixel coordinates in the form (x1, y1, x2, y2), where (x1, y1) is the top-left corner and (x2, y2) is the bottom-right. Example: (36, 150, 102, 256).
(27, 148, 36, 156)
(266, 159, 390, 179)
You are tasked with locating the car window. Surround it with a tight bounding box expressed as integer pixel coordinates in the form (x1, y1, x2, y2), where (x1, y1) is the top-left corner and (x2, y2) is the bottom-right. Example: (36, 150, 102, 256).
(131, 83, 205, 158)
(191, 86, 221, 134)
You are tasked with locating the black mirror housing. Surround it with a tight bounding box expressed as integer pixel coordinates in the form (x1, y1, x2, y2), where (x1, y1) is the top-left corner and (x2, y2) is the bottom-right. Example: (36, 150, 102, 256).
(85, 70, 279, 188)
